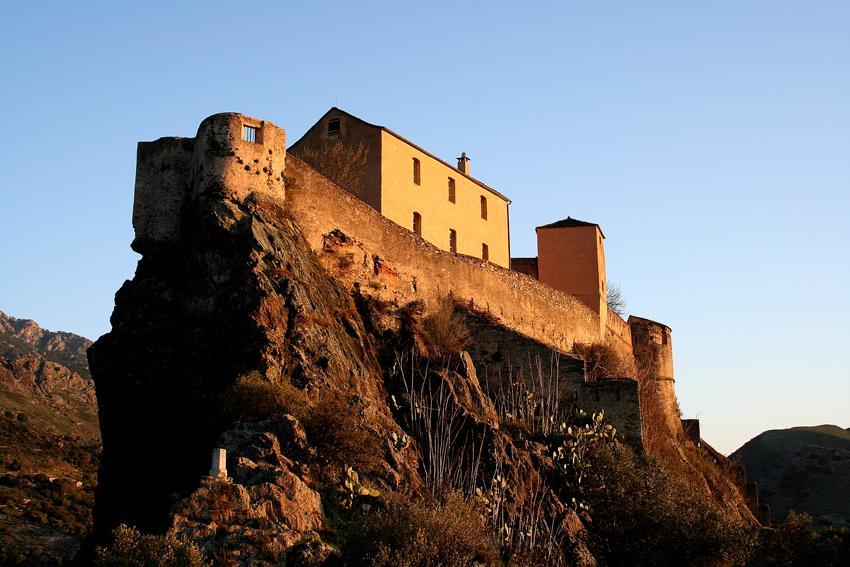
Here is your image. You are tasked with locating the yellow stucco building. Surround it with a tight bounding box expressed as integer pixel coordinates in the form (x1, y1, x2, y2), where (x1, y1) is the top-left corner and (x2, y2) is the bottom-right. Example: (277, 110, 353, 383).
(289, 108, 511, 268)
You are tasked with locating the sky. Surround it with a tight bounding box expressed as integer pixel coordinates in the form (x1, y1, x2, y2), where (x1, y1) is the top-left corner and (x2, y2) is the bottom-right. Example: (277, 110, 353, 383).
(0, 1, 847, 454)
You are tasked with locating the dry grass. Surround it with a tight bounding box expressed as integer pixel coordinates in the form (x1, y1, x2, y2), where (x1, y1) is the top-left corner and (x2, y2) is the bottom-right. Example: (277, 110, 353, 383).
(343, 491, 498, 567)
(95, 524, 209, 567)
(486, 353, 568, 437)
(394, 351, 482, 496)
(571, 341, 647, 381)
(417, 296, 471, 360)
(225, 371, 309, 422)
(302, 391, 384, 476)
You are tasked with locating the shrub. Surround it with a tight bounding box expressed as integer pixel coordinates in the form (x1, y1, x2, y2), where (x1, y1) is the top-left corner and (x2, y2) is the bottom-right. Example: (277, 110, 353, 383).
(571, 342, 644, 380)
(418, 296, 471, 359)
(302, 391, 383, 476)
(225, 371, 308, 422)
(343, 491, 498, 567)
(582, 443, 757, 566)
(756, 511, 850, 566)
(95, 524, 209, 567)
(299, 139, 369, 197)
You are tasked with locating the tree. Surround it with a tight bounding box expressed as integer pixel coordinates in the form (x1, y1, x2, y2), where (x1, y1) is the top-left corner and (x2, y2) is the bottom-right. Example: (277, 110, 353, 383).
(606, 283, 626, 316)
(299, 140, 368, 198)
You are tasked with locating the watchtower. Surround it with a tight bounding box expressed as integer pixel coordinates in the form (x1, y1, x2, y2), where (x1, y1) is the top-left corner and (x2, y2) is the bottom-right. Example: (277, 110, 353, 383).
(132, 113, 286, 250)
(535, 217, 607, 327)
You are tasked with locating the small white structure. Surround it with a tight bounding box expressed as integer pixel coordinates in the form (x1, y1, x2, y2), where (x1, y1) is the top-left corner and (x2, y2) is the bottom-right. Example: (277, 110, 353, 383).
(209, 448, 228, 479)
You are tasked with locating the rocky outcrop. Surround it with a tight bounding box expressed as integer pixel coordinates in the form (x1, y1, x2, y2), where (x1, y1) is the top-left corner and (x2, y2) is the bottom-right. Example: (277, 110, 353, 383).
(170, 418, 326, 565)
(88, 133, 418, 540)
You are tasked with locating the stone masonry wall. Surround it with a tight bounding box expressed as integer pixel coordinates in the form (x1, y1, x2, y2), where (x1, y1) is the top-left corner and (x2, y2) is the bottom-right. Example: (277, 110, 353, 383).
(133, 137, 195, 248)
(132, 113, 286, 251)
(575, 380, 643, 449)
(462, 311, 585, 395)
(604, 312, 634, 361)
(286, 156, 602, 353)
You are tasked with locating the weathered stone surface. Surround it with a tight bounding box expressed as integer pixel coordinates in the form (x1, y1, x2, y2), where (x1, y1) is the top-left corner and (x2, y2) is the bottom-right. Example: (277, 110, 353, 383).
(88, 179, 407, 536)
(169, 417, 326, 566)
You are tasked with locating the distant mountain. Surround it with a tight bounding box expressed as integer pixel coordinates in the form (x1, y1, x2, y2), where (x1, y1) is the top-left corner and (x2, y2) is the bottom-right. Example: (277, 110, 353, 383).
(0, 311, 99, 564)
(0, 310, 91, 377)
(732, 425, 850, 528)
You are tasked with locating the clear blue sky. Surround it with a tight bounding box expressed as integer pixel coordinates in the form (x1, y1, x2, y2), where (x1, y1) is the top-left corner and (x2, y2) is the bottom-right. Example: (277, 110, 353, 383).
(1, 1, 847, 454)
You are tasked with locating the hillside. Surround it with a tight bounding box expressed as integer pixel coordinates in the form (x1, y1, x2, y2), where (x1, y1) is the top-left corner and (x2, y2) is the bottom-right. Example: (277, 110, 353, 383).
(0, 312, 100, 565)
(733, 425, 850, 527)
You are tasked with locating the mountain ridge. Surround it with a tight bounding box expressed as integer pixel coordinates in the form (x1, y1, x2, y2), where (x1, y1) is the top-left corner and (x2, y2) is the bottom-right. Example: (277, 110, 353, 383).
(0, 311, 100, 564)
(732, 424, 850, 528)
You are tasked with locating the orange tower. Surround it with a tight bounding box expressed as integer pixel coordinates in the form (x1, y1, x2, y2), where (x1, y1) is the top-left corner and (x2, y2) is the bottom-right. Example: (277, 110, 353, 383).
(535, 217, 607, 326)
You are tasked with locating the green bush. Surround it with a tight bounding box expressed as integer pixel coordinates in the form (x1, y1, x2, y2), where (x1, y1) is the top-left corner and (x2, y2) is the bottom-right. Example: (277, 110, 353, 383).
(95, 524, 209, 567)
(755, 511, 850, 566)
(342, 491, 498, 567)
(582, 443, 756, 566)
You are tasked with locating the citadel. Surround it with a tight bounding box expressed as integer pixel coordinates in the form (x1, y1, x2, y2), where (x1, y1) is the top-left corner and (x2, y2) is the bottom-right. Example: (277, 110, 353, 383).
(133, 109, 691, 453)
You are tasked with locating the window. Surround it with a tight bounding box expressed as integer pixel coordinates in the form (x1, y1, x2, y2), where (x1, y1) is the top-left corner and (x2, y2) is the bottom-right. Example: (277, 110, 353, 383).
(480, 195, 488, 220)
(413, 212, 422, 236)
(481, 243, 489, 261)
(448, 177, 456, 203)
(242, 125, 258, 143)
(327, 118, 340, 137)
(413, 158, 421, 185)
(449, 229, 457, 252)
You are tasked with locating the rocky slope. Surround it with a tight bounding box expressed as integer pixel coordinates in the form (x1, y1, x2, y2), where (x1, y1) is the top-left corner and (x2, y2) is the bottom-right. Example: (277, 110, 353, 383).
(0, 313, 99, 564)
(733, 424, 850, 527)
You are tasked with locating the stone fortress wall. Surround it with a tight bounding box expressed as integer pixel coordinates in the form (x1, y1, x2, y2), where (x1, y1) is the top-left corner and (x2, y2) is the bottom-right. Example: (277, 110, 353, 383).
(132, 113, 685, 450)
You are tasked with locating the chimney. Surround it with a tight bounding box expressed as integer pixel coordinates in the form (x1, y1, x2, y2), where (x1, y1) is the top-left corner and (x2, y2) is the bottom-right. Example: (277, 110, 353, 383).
(457, 152, 470, 175)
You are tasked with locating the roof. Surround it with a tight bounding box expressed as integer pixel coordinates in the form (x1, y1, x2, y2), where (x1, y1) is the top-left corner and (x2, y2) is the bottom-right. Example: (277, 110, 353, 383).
(536, 216, 605, 237)
(289, 107, 511, 204)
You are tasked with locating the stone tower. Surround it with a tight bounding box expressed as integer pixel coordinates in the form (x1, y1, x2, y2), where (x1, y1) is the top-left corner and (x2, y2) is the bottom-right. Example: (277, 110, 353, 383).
(535, 217, 607, 332)
(132, 113, 286, 250)
(629, 316, 685, 444)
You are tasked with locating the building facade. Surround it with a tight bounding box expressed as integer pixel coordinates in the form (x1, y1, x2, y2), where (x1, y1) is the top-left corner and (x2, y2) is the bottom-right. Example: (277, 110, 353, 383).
(289, 108, 511, 268)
